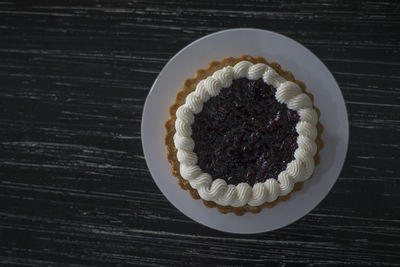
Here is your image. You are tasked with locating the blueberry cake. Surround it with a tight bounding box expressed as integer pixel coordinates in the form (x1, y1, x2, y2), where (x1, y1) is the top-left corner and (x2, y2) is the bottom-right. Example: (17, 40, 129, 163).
(165, 55, 322, 215)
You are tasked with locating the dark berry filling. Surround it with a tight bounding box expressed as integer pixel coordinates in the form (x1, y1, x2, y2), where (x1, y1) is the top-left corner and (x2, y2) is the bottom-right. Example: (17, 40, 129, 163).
(191, 78, 300, 186)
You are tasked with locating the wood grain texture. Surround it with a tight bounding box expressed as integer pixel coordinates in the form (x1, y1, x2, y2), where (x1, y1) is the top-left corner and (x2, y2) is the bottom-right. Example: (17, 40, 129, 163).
(0, 0, 399, 266)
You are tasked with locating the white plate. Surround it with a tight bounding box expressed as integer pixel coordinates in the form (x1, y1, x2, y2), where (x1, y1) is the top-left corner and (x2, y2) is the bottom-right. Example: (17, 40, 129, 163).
(141, 28, 348, 234)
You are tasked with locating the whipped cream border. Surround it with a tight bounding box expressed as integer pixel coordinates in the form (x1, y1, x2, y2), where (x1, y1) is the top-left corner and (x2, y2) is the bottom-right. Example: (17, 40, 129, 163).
(174, 61, 318, 207)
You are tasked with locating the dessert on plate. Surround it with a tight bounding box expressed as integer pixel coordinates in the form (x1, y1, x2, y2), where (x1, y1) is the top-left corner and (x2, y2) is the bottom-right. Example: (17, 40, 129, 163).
(165, 55, 322, 215)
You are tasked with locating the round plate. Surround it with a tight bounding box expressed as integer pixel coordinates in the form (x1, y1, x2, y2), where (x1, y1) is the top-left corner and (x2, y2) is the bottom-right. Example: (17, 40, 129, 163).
(141, 28, 349, 234)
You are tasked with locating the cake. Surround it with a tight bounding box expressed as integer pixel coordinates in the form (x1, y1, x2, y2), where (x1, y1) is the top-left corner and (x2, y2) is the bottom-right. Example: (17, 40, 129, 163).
(165, 55, 322, 215)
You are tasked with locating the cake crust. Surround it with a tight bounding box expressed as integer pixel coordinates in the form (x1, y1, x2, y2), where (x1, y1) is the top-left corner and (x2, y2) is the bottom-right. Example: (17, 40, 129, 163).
(164, 55, 323, 216)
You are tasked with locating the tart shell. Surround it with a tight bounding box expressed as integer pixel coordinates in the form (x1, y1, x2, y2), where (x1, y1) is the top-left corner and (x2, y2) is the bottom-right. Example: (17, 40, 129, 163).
(164, 55, 323, 216)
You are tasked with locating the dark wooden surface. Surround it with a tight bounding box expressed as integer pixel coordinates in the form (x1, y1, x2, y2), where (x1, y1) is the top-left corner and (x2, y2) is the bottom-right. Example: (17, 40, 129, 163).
(0, 1, 399, 266)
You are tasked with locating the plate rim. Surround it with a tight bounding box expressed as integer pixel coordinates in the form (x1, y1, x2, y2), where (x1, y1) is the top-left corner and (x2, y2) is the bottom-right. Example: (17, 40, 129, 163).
(141, 28, 349, 234)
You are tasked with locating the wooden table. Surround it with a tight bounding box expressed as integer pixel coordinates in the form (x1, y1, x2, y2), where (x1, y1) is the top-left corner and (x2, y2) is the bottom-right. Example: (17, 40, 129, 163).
(1, 1, 399, 266)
